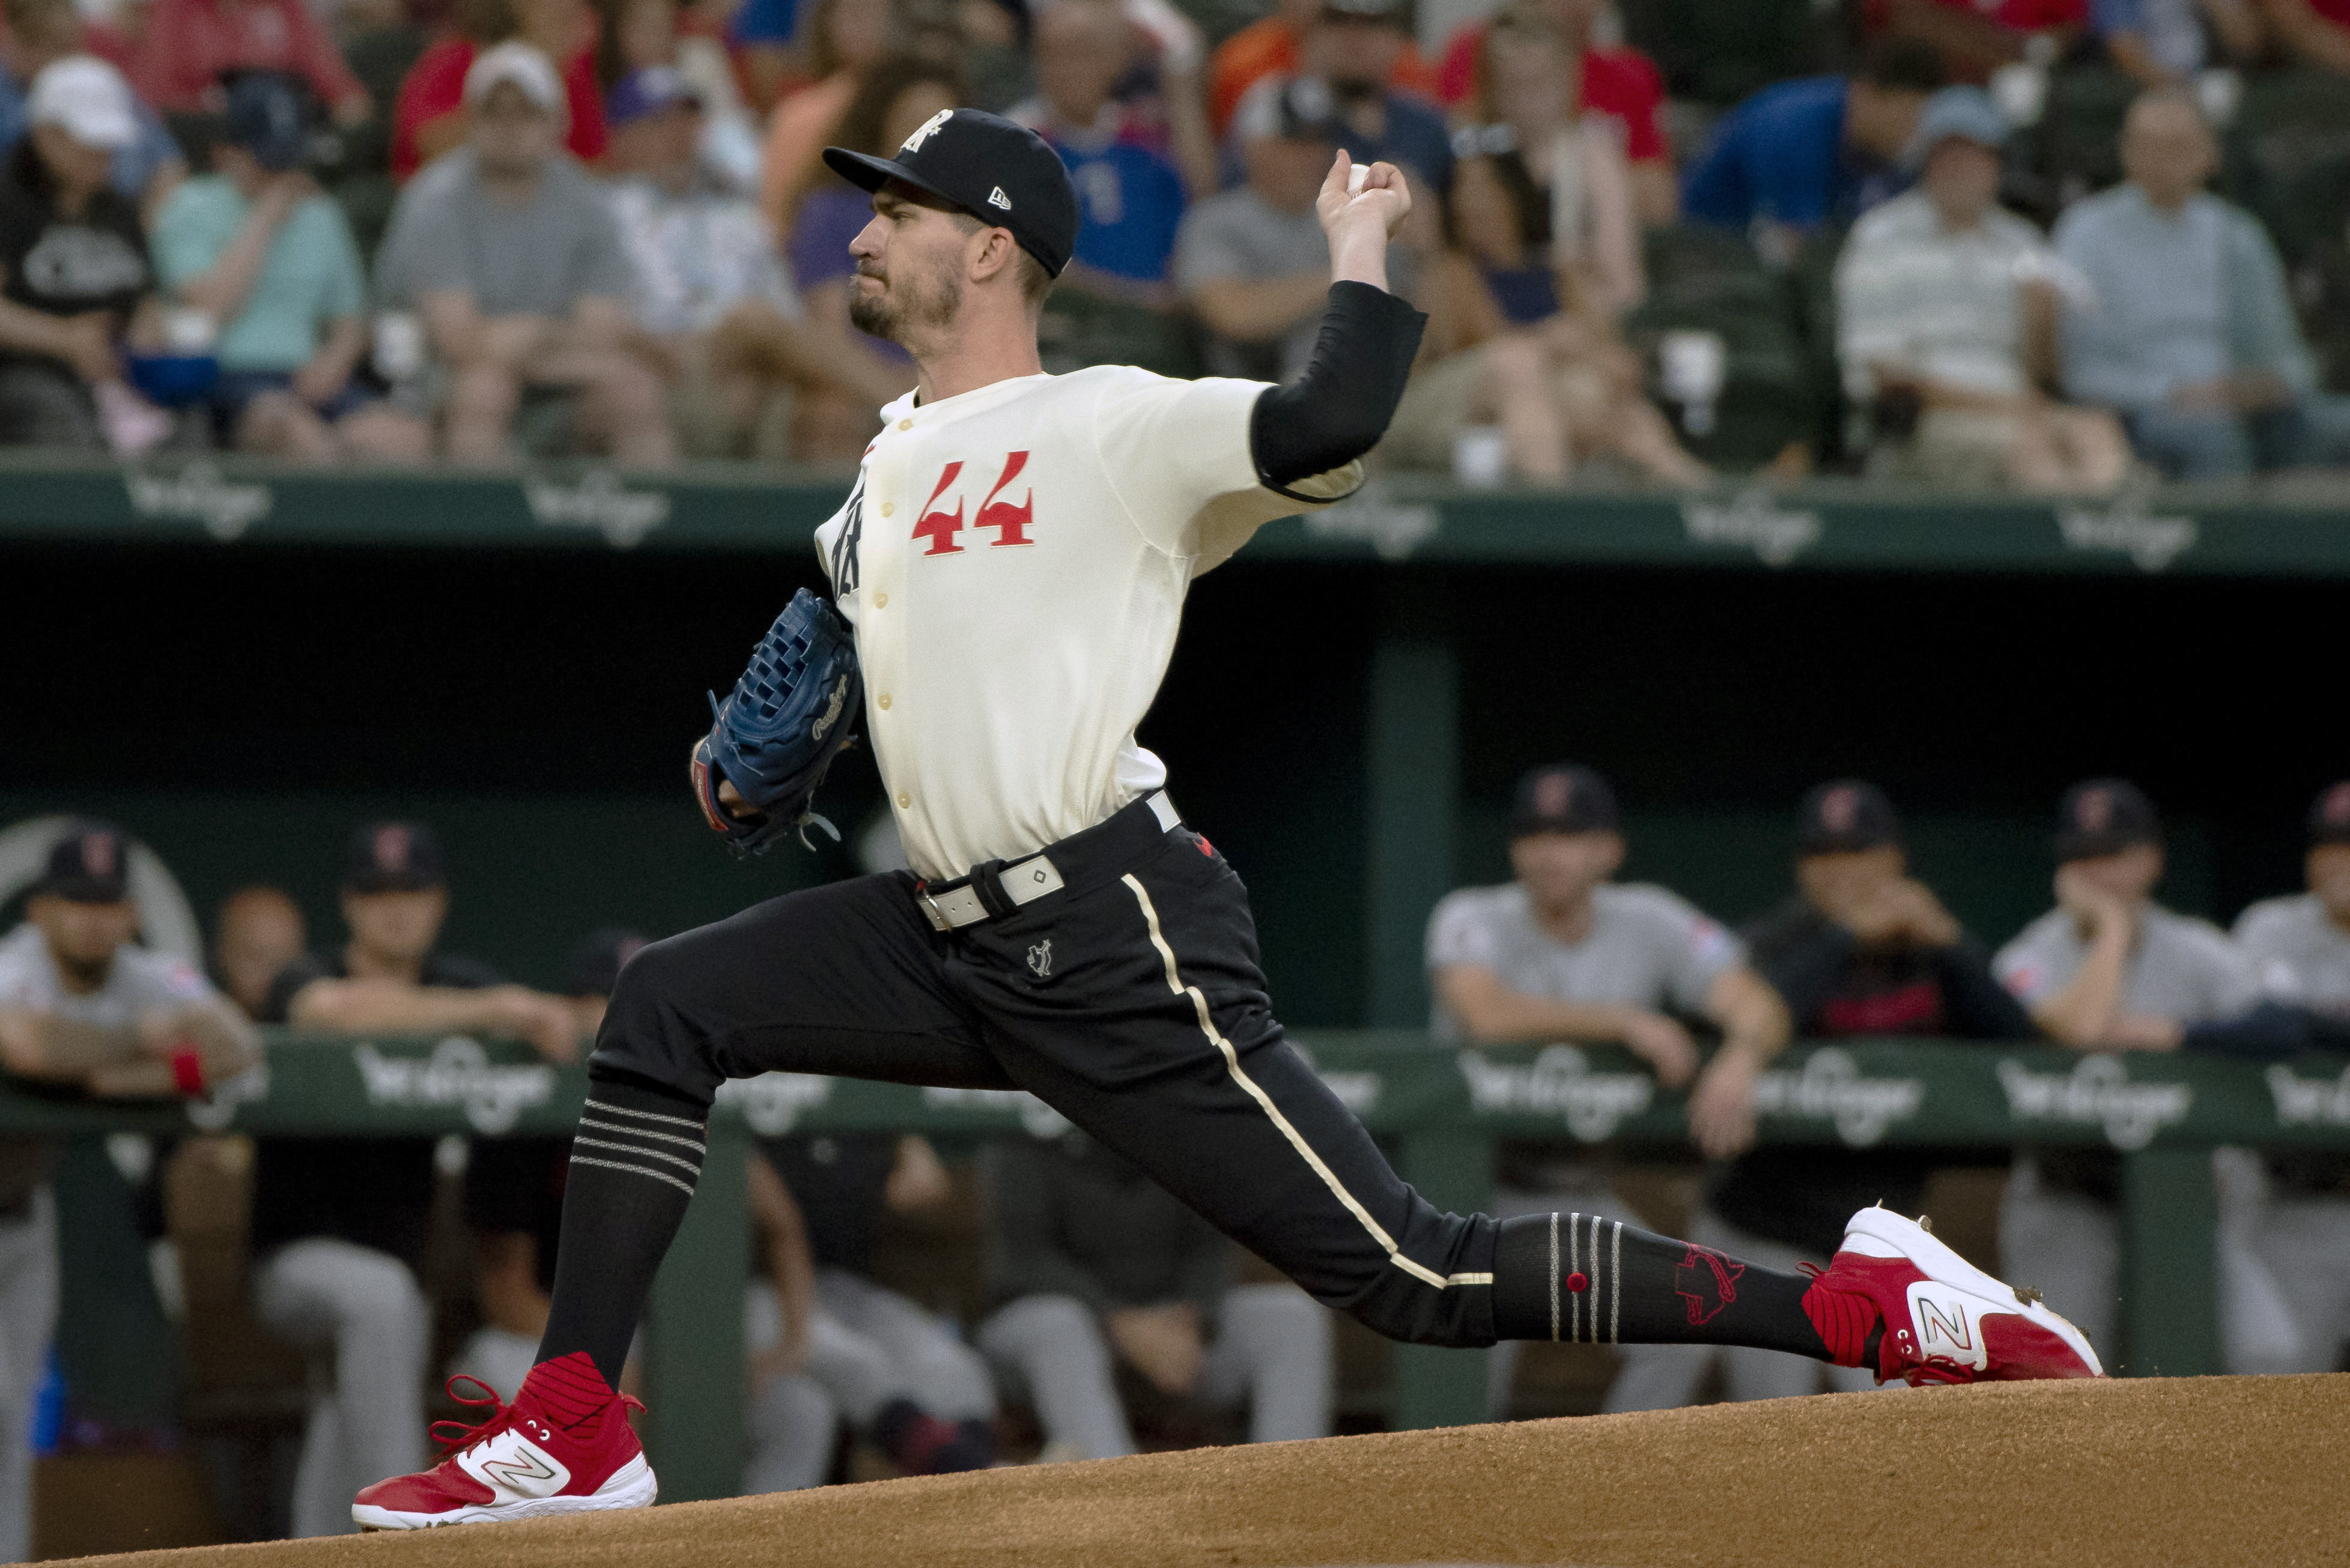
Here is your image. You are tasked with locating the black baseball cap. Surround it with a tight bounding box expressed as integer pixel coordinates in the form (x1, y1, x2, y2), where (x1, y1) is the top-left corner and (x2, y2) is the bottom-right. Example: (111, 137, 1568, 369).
(822, 107, 1079, 278)
(1797, 779, 1902, 856)
(41, 820, 130, 904)
(223, 70, 314, 172)
(2053, 778, 2161, 862)
(342, 821, 449, 893)
(2309, 781, 2350, 847)
(1510, 763, 1619, 838)
(565, 927, 649, 998)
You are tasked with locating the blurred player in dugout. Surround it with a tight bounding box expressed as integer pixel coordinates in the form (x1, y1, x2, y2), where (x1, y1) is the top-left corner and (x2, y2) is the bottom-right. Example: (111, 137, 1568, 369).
(0, 823, 258, 1560)
(1422, 763, 1789, 1416)
(252, 822, 580, 1537)
(2228, 781, 2350, 1375)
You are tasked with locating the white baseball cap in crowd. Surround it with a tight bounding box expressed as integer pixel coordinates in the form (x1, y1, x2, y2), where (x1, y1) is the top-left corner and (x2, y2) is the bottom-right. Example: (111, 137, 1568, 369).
(26, 55, 139, 152)
(463, 40, 568, 126)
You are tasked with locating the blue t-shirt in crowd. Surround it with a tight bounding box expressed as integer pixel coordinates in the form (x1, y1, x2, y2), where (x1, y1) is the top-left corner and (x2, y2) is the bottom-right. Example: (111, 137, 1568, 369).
(1355, 91, 1453, 196)
(1035, 114, 1187, 284)
(728, 0, 797, 46)
(1680, 74, 1905, 231)
(0, 68, 179, 202)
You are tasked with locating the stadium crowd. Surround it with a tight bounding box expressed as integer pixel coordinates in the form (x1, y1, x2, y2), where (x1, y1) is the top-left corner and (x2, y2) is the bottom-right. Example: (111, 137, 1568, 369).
(1, 769, 2348, 1543)
(0, 0, 2340, 482)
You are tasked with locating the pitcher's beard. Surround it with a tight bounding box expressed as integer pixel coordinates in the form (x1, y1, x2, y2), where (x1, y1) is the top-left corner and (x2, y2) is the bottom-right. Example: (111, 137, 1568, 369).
(849, 269, 961, 345)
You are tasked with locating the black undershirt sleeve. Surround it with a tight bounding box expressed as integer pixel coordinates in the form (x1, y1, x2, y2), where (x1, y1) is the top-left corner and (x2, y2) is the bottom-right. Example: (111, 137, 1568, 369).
(1248, 279, 1429, 498)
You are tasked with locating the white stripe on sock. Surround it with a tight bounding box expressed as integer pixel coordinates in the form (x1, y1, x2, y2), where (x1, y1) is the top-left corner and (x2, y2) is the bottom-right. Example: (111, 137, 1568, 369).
(568, 1154, 697, 1198)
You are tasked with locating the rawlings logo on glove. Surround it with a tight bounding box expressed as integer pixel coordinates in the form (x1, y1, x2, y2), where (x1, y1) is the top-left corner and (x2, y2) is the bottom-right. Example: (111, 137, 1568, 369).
(690, 589, 864, 855)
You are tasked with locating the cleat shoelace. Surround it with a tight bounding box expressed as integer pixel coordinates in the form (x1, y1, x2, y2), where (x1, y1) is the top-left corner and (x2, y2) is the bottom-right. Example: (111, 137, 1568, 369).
(429, 1375, 517, 1456)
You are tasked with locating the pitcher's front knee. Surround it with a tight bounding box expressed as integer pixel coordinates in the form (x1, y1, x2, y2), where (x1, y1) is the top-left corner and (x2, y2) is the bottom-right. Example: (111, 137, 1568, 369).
(589, 933, 721, 1104)
(1336, 1264, 1498, 1349)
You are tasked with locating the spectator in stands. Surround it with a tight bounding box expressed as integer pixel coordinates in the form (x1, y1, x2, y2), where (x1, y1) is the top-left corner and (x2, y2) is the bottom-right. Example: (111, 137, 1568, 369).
(1177, 77, 1401, 382)
(0, 0, 182, 216)
(152, 71, 431, 461)
(0, 823, 259, 1564)
(781, 54, 944, 459)
(1680, 35, 1946, 235)
(1422, 763, 1787, 1417)
(377, 42, 674, 464)
(1611, 782, 2038, 1408)
(2227, 782, 2350, 1374)
(210, 884, 306, 1019)
(977, 1129, 1330, 1460)
(132, 0, 368, 123)
(758, 0, 900, 237)
(1227, 0, 1451, 196)
(593, 0, 762, 192)
(393, 0, 607, 180)
(1208, 0, 1437, 140)
(2056, 88, 2350, 479)
(745, 1133, 995, 1486)
(1012, 0, 1190, 306)
(1835, 86, 2127, 491)
(2260, 0, 2350, 74)
(252, 819, 578, 1536)
(605, 64, 901, 455)
(1394, 141, 1706, 484)
(0, 56, 175, 454)
(1432, 0, 1676, 227)
(2092, 0, 2266, 83)
(1994, 778, 2263, 1360)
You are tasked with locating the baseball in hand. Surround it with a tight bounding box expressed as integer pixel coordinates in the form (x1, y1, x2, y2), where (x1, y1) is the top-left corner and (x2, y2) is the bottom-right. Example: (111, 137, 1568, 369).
(1347, 162, 1369, 196)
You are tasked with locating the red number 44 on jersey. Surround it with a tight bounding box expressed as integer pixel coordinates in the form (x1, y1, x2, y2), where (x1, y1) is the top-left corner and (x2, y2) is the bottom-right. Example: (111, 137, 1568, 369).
(914, 452, 1034, 555)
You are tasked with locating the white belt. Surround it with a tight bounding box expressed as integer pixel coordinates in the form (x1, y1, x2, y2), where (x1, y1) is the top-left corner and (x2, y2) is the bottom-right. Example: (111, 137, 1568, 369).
(916, 792, 1178, 932)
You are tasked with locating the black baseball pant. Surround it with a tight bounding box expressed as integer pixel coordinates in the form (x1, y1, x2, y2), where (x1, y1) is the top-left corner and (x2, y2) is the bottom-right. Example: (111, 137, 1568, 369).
(594, 795, 1504, 1347)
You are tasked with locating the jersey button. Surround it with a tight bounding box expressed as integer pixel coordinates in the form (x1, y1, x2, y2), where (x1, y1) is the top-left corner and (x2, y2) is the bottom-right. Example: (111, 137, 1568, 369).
(879, 502, 894, 517)
(896, 793, 911, 810)
(878, 693, 892, 710)
(897, 419, 912, 431)
(872, 592, 887, 608)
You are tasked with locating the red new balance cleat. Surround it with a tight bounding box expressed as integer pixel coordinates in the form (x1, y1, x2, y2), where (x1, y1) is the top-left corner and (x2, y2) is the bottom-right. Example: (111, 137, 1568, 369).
(351, 1352, 656, 1530)
(1802, 1206, 2104, 1386)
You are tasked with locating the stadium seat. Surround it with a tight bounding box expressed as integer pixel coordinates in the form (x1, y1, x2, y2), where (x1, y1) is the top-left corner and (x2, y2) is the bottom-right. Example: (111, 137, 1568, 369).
(1624, 224, 1829, 469)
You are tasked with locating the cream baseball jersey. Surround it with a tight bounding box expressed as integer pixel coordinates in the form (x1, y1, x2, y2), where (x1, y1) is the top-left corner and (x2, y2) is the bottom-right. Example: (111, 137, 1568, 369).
(813, 364, 1359, 880)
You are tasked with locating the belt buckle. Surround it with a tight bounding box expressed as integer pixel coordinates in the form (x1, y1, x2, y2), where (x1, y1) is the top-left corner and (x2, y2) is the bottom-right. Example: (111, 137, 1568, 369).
(916, 886, 953, 932)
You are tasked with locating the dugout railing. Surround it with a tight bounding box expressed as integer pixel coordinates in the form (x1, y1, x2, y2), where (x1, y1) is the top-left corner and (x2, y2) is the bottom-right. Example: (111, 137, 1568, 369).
(6, 1031, 2346, 1504)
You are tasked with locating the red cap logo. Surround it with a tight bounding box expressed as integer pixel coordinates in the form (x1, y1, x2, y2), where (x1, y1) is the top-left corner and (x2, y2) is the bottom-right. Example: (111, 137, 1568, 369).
(1821, 785, 1859, 835)
(2075, 787, 2113, 834)
(2324, 782, 2350, 827)
(82, 832, 117, 877)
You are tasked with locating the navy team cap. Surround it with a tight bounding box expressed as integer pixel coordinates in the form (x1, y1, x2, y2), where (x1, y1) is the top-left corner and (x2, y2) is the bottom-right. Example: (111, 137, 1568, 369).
(343, 821, 449, 893)
(1510, 763, 1620, 837)
(2053, 778, 2161, 863)
(223, 70, 315, 172)
(1797, 779, 1902, 855)
(822, 107, 1079, 279)
(42, 820, 131, 904)
(2309, 781, 2350, 847)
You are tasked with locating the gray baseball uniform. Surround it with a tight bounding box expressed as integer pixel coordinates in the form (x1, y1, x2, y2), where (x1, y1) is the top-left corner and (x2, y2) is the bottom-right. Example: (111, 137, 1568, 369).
(2236, 894, 2350, 1017)
(0, 922, 214, 1563)
(1994, 902, 2262, 1363)
(1423, 881, 1743, 1043)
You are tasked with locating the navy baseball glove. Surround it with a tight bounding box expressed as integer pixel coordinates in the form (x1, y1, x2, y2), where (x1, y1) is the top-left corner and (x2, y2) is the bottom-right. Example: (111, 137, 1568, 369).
(691, 589, 863, 855)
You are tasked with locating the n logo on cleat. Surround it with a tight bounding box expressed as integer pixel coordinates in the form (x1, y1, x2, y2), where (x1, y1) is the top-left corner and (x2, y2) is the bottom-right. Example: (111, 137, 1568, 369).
(461, 1433, 570, 1498)
(1908, 1286, 1988, 1370)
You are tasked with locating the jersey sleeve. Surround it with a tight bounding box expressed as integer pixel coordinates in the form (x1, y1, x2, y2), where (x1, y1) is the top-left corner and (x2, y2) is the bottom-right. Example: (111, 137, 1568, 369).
(1656, 895, 1743, 1014)
(1425, 891, 1499, 972)
(2193, 926, 2265, 1023)
(1993, 920, 2068, 1008)
(1090, 371, 1272, 553)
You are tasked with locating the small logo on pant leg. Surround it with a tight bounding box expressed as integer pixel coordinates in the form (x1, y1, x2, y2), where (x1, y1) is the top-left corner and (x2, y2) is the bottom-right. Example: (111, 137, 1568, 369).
(1674, 1243, 1744, 1326)
(1027, 938, 1053, 979)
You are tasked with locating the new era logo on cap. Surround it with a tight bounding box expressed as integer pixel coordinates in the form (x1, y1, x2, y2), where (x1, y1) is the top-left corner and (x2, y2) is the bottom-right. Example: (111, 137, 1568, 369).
(988, 186, 1012, 210)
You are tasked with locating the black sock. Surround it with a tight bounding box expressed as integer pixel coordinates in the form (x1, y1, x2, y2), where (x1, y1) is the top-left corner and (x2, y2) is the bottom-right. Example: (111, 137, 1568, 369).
(535, 1070, 709, 1390)
(1491, 1211, 1832, 1361)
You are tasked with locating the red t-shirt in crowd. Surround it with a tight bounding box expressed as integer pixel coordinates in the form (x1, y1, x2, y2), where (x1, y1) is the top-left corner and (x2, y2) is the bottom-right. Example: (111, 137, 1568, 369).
(2303, 0, 2350, 24)
(1433, 22, 1668, 165)
(390, 35, 608, 181)
(132, 0, 365, 112)
(1857, 0, 2087, 35)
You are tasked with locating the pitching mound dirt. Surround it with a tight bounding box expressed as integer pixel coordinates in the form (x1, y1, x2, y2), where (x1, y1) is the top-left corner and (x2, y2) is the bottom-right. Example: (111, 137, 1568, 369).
(59, 1375, 2350, 1568)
